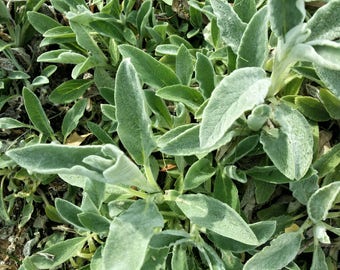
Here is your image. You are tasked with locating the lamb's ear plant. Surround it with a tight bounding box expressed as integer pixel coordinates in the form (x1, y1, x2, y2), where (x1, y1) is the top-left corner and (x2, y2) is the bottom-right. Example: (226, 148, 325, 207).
(2, 0, 340, 269)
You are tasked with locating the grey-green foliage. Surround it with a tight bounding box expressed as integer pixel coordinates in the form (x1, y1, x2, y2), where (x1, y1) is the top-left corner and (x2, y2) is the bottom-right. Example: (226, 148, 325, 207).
(3, 0, 340, 269)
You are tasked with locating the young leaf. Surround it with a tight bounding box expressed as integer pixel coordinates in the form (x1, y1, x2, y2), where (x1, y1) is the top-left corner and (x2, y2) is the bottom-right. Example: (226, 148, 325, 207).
(243, 232, 303, 270)
(289, 172, 319, 205)
(115, 59, 156, 165)
(49, 80, 93, 104)
(268, 0, 305, 39)
(22, 87, 54, 138)
(171, 245, 189, 270)
(0, 117, 33, 130)
(87, 121, 115, 144)
(237, 6, 268, 68)
(307, 181, 340, 223)
(176, 44, 193, 86)
(295, 96, 330, 121)
(183, 158, 215, 190)
(176, 194, 259, 245)
(200, 68, 269, 149)
(195, 53, 215, 98)
(311, 245, 328, 270)
(103, 200, 164, 270)
(210, 0, 246, 53)
(260, 103, 313, 180)
(313, 143, 340, 178)
(119, 44, 180, 89)
(55, 198, 85, 229)
(62, 98, 87, 140)
(29, 237, 87, 269)
(306, 0, 340, 42)
(37, 49, 87, 64)
(27, 11, 61, 34)
(156, 85, 204, 112)
(319, 88, 340, 119)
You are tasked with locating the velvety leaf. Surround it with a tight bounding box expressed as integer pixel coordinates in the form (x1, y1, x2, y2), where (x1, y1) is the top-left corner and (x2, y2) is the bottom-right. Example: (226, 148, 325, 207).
(306, 0, 340, 41)
(243, 232, 303, 270)
(69, 20, 107, 65)
(115, 59, 156, 165)
(37, 49, 86, 64)
(29, 237, 87, 269)
(158, 124, 236, 156)
(295, 96, 330, 121)
(103, 200, 164, 270)
(289, 172, 319, 205)
(313, 143, 340, 178)
(87, 121, 115, 144)
(49, 79, 92, 104)
(171, 245, 189, 270)
(176, 45, 194, 86)
(268, 0, 305, 39)
(233, 0, 256, 23)
(156, 85, 204, 112)
(55, 198, 84, 228)
(311, 245, 328, 270)
(141, 247, 169, 270)
(149, 230, 190, 249)
(237, 6, 268, 68)
(6, 144, 155, 192)
(0, 117, 33, 129)
(246, 166, 292, 184)
(195, 53, 215, 98)
(255, 181, 276, 204)
(184, 158, 215, 190)
(209, 220, 276, 252)
(260, 103, 314, 180)
(61, 98, 87, 140)
(176, 194, 259, 245)
(315, 67, 340, 99)
(319, 88, 340, 119)
(78, 212, 110, 233)
(27, 11, 61, 34)
(200, 68, 269, 149)
(119, 44, 180, 88)
(247, 104, 272, 131)
(22, 87, 54, 138)
(307, 182, 340, 223)
(210, 0, 246, 53)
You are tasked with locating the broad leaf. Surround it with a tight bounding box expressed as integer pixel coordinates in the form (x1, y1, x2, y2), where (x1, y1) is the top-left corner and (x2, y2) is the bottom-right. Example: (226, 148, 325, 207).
(306, 0, 340, 41)
(37, 49, 86, 64)
(156, 85, 204, 112)
(183, 158, 215, 190)
(200, 68, 269, 149)
(176, 194, 259, 245)
(27, 11, 61, 34)
(55, 198, 84, 228)
(260, 103, 313, 180)
(295, 96, 330, 121)
(103, 200, 163, 270)
(307, 182, 340, 223)
(50, 79, 93, 104)
(289, 171, 319, 205)
(6, 144, 156, 192)
(29, 237, 87, 269)
(319, 88, 340, 119)
(210, 0, 246, 53)
(244, 232, 303, 270)
(268, 0, 305, 39)
(115, 59, 156, 165)
(237, 6, 268, 68)
(233, 0, 256, 23)
(22, 87, 54, 138)
(119, 44, 180, 88)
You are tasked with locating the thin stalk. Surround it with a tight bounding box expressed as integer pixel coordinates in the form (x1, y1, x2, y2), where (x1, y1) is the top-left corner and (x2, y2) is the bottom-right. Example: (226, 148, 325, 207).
(144, 158, 161, 192)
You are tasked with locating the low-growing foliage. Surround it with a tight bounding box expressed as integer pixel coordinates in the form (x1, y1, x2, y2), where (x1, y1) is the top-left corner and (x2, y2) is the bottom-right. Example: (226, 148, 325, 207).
(1, 0, 339, 269)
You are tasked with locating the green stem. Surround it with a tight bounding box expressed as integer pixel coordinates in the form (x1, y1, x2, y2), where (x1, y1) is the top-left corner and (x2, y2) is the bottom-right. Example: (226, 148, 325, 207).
(144, 159, 161, 192)
(0, 177, 11, 223)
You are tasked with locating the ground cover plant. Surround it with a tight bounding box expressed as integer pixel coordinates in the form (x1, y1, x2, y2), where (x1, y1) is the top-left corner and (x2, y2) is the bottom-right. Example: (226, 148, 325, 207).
(0, 0, 339, 269)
